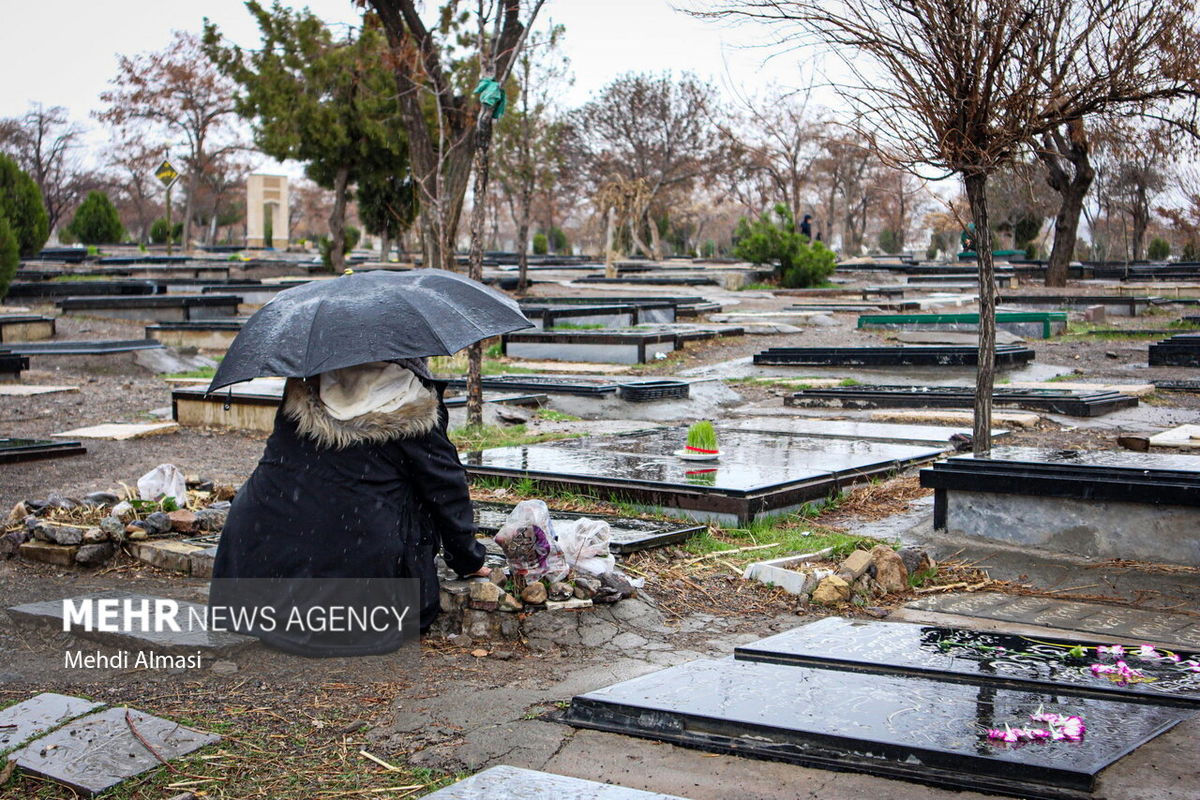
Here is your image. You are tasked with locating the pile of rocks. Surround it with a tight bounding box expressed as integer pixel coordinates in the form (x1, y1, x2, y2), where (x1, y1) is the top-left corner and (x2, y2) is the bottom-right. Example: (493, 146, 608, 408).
(742, 544, 936, 606)
(434, 568, 639, 640)
(811, 545, 935, 605)
(3, 480, 233, 569)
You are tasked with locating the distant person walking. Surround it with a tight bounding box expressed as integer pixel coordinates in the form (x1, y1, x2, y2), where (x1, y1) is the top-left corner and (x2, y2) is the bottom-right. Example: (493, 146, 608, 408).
(800, 214, 814, 240)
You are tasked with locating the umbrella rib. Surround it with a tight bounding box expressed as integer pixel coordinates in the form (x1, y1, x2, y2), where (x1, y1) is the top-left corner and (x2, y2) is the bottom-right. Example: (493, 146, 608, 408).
(302, 296, 328, 377)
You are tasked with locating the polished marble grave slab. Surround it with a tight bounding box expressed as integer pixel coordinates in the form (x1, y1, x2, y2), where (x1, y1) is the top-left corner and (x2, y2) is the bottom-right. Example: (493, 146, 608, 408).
(463, 429, 942, 523)
(907, 593, 1200, 651)
(565, 657, 1192, 799)
(735, 617, 1200, 707)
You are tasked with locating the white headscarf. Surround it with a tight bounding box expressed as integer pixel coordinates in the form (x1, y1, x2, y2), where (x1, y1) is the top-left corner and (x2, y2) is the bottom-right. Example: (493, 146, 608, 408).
(318, 361, 426, 421)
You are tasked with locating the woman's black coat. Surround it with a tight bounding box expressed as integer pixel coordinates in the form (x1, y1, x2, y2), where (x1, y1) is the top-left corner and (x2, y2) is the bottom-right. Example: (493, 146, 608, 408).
(210, 378, 485, 656)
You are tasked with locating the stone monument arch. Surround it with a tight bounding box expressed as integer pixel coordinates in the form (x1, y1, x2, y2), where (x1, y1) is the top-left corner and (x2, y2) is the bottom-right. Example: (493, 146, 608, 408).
(246, 174, 289, 249)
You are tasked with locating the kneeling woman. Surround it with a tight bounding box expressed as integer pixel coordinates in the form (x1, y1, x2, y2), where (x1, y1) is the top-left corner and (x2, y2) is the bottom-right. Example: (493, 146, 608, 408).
(210, 359, 487, 655)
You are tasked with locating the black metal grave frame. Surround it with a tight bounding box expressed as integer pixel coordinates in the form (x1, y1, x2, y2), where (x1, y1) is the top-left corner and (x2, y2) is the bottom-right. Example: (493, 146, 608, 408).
(755, 344, 1035, 367)
(784, 384, 1138, 416)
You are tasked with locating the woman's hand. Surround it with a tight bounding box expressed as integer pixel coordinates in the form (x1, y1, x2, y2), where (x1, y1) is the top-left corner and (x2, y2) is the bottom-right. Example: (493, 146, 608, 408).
(467, 566, 492, 578)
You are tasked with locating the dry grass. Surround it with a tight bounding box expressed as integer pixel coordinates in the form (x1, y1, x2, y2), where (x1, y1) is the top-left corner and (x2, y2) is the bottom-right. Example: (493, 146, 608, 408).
(818, 475, 932, 526)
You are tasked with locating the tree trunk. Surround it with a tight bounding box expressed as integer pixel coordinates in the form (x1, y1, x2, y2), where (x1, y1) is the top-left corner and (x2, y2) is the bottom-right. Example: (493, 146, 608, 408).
(380, 230, 391, 264)
(963, 171, 996, 456)
(328, 165, 350, 273)
(1040, 123, 1094, 287)
(516, 185, 532, 293)
(648, 211, 663, 260)
(604, 206, 616, 279)
(1046, 174, 1091, 286)
(1131, 192, 1149, 261)
(182, 172, 198, 252)
(629, 218, 653, 259)
(466, 111, 498, 428)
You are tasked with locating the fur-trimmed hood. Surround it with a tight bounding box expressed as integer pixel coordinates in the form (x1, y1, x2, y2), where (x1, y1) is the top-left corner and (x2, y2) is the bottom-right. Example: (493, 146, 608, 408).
(282, 374, 439, 450)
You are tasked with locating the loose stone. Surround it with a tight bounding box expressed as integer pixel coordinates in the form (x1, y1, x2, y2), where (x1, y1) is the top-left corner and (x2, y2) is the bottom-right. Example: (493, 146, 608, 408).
(167, 510, 199, 533)
(33, 524, 83, 546)
(838, 550, 873, 581)
(82, 528, 107, 544)
(142, 512, 172, 535)
(811, 575, 851, 605)
(82, 491, 120, 507)
(75, 543, 115, 566)
(897, 546, 935, 576)
(869, 544, 910, 594)
(573, 576, 601, 599)
(521, 582, 548, 605)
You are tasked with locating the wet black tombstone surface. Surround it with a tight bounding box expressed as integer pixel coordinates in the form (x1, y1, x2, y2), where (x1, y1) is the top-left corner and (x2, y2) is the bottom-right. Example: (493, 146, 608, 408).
(5, 339, 164, 356)
(920, 446, 1200, 510)
(565, 657, 1192, 799)
(1150, 333, 1200, 367)
(463, 429, 943, 524)
(753, 343, 1035, 368)
(735, 617, 1200, 708)
(785, 384, 1138, 417)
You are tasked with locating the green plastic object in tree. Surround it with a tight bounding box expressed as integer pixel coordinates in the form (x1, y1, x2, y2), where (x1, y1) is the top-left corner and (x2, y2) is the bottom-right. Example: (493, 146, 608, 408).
(474, 78, 507, 119)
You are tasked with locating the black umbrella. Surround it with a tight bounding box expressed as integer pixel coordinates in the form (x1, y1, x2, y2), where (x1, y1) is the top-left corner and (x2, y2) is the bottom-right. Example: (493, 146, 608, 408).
(207, 269, 532, 392)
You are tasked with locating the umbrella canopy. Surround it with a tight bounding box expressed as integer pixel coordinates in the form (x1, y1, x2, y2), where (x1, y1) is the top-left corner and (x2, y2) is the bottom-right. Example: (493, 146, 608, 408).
(207, 269, 531, 392)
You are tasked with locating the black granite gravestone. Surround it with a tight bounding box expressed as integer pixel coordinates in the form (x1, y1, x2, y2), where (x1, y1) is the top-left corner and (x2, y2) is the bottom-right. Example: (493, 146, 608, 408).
(735, 617, 1200, 707)
(0, 438, 87, 464)
(1150, 333, 1200, 367)
(785, 385, 1138, 417)
(463, 428, 942, 524)
(566, 657, 1190, 799)
(754, 344, 1035, 367)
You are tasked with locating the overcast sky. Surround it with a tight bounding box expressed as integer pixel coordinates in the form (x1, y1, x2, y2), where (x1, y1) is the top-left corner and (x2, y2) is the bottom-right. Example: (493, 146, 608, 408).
(0, 0, 811, 155)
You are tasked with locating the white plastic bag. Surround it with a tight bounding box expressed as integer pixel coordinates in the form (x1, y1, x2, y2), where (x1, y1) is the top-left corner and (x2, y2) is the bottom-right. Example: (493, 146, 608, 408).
(494, 499, 569, 582)
(137, 464, 188, 506)
(557, 517, 616, 576)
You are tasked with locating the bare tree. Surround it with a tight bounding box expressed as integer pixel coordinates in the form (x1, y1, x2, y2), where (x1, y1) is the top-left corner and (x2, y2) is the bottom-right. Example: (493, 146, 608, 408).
(97, 31, 243, 250)
(366, 0, 537, 273)
(713, 87, 825, 224)
(696, 0, 1200, 454)
(493, 23, 571, 292)
(461, 0, 547, 426)
(1105, 119, 1178, 261)
(0, 104, 94, 235)
(102, 138, 167, 243)
(572, 73, 723, 260)
(873, 168, 930, 252)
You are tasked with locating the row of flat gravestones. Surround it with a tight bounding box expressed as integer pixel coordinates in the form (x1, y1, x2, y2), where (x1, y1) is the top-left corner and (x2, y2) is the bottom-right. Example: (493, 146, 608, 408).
(564, 616, 1200, 800)
(0, 693, 219, 795)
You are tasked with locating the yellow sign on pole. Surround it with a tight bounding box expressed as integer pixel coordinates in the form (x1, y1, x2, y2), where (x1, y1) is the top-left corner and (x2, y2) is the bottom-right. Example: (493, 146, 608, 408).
(155, 160, 179, 188)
